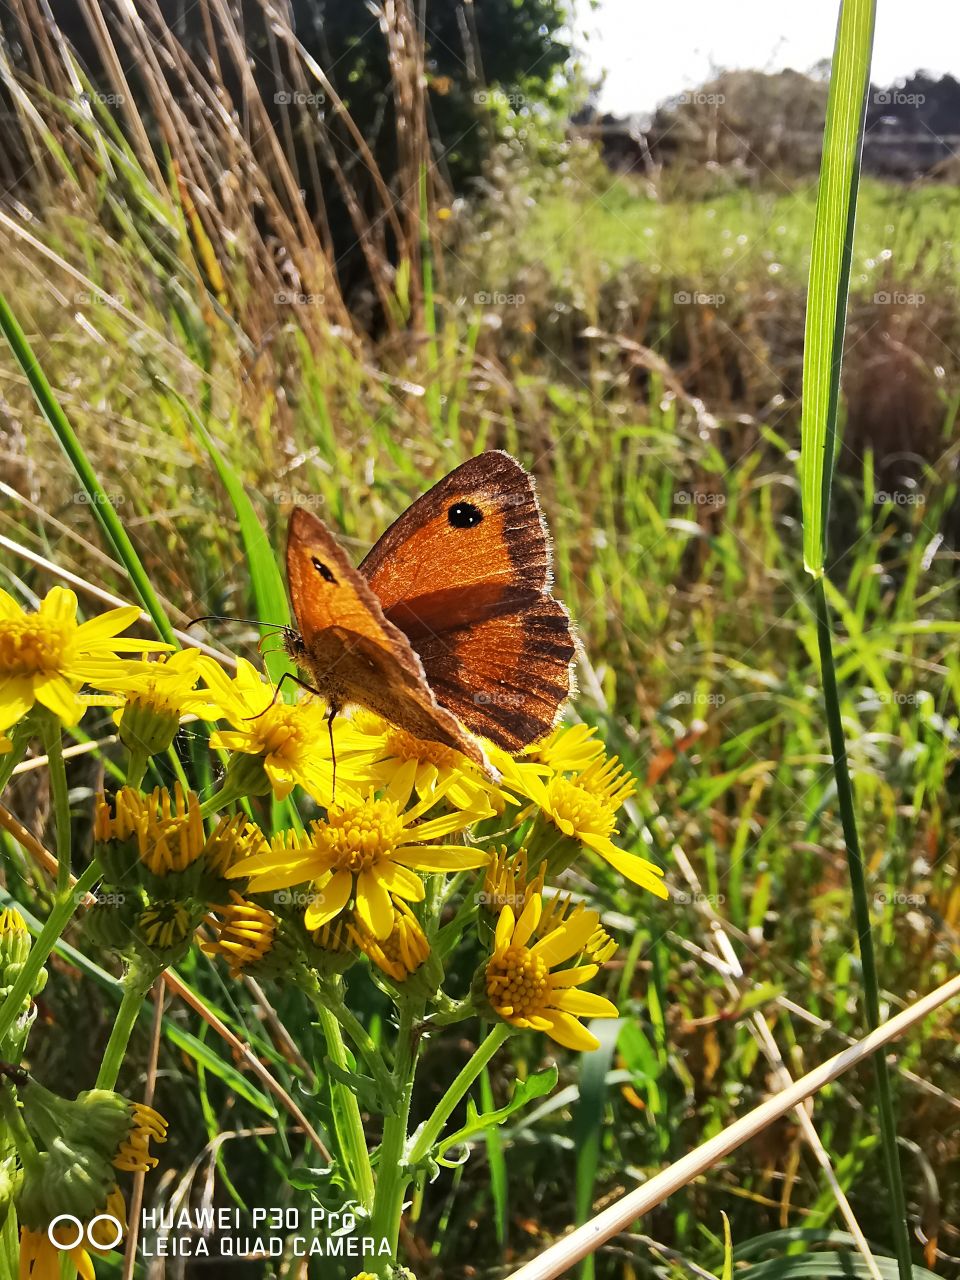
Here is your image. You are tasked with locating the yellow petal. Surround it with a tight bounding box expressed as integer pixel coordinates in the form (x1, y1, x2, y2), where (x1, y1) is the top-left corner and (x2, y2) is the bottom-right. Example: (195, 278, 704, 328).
(494, 904, 516, 951)
(40, 586, 78, 621)
(513, 894, 542, 948)
(395, 844, 489, 872)
(304, 871, 352, 929)
(376, 861, 426, 901)
(594, 844, 668, 897)
(355, 868, 394, 939)
(533, 909, 598, 967)
(74, 605, 141, 643)
(32, 674, 82, 724)
(543, 1010, 600, 1052)
(552, 988, 619, 1019)
(0, 678, 36, 730)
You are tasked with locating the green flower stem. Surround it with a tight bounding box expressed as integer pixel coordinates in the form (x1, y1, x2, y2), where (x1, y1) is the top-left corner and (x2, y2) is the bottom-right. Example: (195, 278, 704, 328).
(0, 860, 101, 1044)
(369, 1002, 423, 1273)
(815, 577, 913, 1278)
(310, 979, 396, 1105)
(0, 1081, 40, 1173)
(314, 1003, 375, 1212)
(96, 962, 158, 1090)
(124, 748, 149, 791)
(407, 1021, 512, 1167)
(40, 717, 71, 893)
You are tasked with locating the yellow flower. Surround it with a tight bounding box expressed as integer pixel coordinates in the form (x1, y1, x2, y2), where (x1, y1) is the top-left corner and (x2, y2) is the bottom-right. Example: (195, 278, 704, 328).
(204, 892, 277, 978)
(0, 586, 168, 745)
(137, 902, 192, 950)
(100, 649, 208, 757)
(536, 893, 618, 964)
(230, 784, 490, 939)
(95, 784, 206, 876)
(349, 898, 430, 982)
(112, 1103, 167, 1172)
(352, 710, 502, 814)
(484, 894, 618, 1052)
(197, 657, 374, 801)
(525, 723, 606, 773)
(481, 846, 545, 915)
(201, 813, 269, 879)
(520, 772, 666, 898)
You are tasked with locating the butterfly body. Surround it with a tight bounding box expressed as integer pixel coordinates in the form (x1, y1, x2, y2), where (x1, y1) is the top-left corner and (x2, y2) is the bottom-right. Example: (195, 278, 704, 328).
(284, 451, 576, 766)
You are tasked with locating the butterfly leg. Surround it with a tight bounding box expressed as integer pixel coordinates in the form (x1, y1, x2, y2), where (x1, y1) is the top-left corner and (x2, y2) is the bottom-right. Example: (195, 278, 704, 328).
(244, 671, 324, 720)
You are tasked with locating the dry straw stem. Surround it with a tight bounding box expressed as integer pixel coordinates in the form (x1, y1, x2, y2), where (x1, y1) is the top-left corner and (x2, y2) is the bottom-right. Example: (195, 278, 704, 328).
(504, 972, 960, 1280)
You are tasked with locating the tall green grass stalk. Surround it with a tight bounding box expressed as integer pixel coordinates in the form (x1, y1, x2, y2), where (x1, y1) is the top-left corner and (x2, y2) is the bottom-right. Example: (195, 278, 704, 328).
(0, 292, 176, 646)
(798, 3, 912, 1277)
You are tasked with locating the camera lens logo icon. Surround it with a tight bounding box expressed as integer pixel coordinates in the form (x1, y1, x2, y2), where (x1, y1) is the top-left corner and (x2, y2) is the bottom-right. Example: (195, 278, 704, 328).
(48, 1213, 124, 1251)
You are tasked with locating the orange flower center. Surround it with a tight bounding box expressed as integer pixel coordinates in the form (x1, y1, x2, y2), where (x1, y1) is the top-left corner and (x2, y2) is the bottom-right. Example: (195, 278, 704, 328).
(486, 944, 549, 1020)
(547, 776, 616, 838)
(0, 616, 70, 676)
(315, 799, 404, 873)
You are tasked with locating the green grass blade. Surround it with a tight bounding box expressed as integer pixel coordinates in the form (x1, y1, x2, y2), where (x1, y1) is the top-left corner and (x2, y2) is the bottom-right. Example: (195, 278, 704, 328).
(797, 4, 913, 1278)
(168, 390, 294, 686)
(799, 0, 876, 578)
(0, 292, 176, 645)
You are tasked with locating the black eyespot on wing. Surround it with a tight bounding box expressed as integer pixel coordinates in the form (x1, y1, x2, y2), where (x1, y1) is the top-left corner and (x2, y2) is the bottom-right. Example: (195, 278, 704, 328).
(311, 557, 337, 584)
(448, 501, 484, 529)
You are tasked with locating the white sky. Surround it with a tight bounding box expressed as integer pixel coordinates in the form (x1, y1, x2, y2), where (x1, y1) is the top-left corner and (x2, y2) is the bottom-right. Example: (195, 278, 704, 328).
(573, 0, 960, 115)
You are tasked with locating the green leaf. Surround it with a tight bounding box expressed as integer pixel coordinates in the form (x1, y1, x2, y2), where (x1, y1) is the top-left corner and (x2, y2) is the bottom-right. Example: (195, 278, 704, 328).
(799, 0, 876, 578)
(574, 1019, 623, 1280)
(435, 1065, 558, 1165)
(164, 1023, 278, 1118)
(740, 1254, 939, 1280)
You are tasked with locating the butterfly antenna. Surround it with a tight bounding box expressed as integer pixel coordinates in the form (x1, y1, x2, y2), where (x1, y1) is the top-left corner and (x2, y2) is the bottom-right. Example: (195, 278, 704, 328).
(189, 614, 290, 634)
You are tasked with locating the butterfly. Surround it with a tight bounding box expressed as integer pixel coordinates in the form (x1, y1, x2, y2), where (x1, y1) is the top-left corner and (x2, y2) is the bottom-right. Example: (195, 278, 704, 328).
(283, 451, 577, 771)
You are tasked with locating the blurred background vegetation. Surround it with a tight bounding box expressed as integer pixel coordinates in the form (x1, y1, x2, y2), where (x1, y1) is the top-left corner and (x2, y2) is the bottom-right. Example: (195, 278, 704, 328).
(0, 1, 958, 1277)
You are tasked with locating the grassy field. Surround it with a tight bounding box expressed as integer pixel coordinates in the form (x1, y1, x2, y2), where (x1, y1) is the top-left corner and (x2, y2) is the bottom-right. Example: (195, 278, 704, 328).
(0, 4, 959, 1279)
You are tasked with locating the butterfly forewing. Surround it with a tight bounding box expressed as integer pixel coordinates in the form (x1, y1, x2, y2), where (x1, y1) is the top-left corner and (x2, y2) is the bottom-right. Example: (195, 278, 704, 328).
(285, 507, 489, 769)
(359, 451, 576, 749)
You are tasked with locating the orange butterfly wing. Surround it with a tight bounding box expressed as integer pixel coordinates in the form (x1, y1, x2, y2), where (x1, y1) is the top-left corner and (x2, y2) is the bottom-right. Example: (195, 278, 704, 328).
(359, 451, 577, 751)
(285, 507, 488, 768)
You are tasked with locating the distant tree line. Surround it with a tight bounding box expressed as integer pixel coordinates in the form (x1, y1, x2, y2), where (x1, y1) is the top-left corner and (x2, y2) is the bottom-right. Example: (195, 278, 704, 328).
(574, 69, 960, 183)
